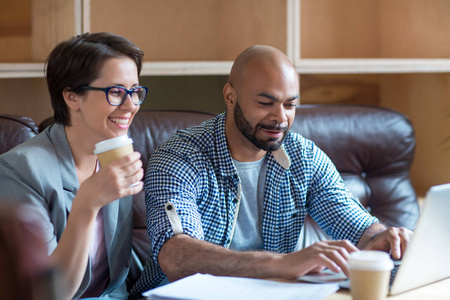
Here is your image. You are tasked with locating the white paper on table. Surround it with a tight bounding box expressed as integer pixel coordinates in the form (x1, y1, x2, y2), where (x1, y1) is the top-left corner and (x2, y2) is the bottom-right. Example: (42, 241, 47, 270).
(143, 273, 340, 300)
(298, 268, 347, 283)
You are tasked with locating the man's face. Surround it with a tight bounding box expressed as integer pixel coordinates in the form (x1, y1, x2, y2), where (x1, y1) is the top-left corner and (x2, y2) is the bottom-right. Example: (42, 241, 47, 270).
(230, 60, 299, 152)
(234, 100, 289, 151)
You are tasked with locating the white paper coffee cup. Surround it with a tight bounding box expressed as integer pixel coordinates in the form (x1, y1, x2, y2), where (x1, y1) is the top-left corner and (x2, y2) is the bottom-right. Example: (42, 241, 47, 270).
(348, 250, 394, 300)
(94, 135, 134, 167)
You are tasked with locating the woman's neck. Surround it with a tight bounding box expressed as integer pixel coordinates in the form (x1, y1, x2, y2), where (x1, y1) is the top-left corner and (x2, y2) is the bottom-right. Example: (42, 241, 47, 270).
(64, 125, 98, 184)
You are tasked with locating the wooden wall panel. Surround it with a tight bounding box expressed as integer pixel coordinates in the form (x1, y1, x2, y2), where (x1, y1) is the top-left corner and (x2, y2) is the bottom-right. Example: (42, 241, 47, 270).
(380, 0, 450, 58)
(0, 37, 31, 62)
(90, 0, 287, 61)
(380, 74, 450, 196)
(300, 74, 379, 105)
(0, 0, 31, 36)
(0, 0, 32, 62)
(31, 0, 77, 61)
(0, 78, 52, 123)
(300, 0, 380, 58)
(301, 0, 450, 59)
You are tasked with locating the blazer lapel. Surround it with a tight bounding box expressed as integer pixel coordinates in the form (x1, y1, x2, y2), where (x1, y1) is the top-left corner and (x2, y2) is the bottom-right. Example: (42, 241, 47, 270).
(48, 124, 79, 214)
(101, 197, 131, 296)
(102, 199, 120, 259)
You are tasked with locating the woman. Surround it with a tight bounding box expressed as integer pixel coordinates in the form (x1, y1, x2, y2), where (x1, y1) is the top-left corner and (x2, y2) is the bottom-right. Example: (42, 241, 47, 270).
(0, 32, 146, 299)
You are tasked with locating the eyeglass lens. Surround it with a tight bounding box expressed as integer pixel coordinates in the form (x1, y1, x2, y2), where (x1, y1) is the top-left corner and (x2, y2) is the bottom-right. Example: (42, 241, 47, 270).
(108, 87, 146, 105)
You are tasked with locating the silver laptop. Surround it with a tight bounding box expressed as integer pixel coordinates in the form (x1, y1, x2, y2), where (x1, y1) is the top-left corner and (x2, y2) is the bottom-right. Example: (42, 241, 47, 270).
(388, 183, 450, 295)
(299, 183, 450, 295)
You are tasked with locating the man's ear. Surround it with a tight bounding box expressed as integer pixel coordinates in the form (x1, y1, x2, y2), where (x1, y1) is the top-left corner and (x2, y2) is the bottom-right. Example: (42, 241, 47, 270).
(223, 82, 236, 111)
(62, 89, 80, 111)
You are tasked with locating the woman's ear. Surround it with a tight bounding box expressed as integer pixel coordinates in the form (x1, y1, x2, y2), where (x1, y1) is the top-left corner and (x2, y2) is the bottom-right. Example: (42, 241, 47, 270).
(223, 83, 236, 111)
(62, 89, 80, 111)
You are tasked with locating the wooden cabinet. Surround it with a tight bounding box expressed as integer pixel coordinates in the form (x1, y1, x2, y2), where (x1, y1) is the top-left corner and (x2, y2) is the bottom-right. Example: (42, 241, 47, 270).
(298, 0, 450, 196)
(1, 0, 450, 195)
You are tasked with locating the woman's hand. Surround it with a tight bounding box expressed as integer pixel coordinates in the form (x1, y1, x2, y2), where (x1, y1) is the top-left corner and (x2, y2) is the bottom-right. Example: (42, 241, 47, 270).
(75, 151, 144, 213)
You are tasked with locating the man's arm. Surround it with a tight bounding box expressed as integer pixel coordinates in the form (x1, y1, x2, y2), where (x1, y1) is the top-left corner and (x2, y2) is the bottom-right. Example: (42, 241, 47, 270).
(355, 222, 387, 249)
(158, 233, 359, 282)
(356, 222, 413, 259)
(302, 145, 413, 260)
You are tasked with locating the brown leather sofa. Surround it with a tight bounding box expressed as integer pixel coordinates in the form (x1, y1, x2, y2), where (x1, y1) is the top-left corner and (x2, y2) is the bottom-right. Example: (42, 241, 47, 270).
(0, 115, 39, 154)
(0, 104, 420, 292)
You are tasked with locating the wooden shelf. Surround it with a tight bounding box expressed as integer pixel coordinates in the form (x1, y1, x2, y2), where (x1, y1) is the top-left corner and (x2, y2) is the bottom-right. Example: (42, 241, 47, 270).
(0, 63, 45, 79)
(145, 59, 450, 75)
(141, 62, 233, 76)
(4, 59, 450, 79)
(0, 62, 234, 78)
(297, 59, 450, 74)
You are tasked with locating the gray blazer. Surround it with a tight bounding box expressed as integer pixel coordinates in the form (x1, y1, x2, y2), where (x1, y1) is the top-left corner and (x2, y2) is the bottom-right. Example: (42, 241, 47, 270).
(0, 124, 133, 299)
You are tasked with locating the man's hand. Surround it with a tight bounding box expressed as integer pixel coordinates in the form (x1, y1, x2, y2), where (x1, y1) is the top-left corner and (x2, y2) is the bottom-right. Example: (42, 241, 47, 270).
(363, 227, 413, 259)
(276, 240, 359, 278)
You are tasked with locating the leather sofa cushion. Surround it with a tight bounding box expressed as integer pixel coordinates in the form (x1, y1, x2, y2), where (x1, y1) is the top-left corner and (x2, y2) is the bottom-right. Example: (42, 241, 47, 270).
(291, 105, 418, 229)
(0, 115, 38, 155)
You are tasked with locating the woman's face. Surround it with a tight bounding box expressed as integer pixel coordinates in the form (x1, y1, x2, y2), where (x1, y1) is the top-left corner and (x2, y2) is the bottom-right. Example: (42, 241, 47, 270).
(74, 56, 141, 142)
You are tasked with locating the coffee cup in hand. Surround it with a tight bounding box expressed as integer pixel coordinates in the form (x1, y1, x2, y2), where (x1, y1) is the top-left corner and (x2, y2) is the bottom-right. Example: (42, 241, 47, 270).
(94, 135, 134, 167)
(348, 250, 394, 300)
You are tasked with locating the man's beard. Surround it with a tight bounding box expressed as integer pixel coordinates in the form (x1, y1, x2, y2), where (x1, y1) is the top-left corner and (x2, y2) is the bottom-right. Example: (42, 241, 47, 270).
(234, 101, 288, 151)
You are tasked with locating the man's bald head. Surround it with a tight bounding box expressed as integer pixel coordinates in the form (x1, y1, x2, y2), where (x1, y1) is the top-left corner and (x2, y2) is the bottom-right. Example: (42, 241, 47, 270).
(223, 45, 299, 159)
(228, 45, 296, 90)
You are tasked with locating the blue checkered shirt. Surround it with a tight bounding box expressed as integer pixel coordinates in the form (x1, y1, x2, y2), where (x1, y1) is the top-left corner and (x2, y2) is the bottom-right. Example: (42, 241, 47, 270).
(131, 112, 378, 295)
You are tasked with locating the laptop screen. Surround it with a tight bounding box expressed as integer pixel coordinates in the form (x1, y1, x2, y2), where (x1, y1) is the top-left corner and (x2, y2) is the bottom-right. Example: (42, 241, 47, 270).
(389, 183, 450, 295)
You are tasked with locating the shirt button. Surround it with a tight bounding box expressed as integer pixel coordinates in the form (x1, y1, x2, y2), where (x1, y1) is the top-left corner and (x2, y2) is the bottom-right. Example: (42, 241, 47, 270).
(233, 198, 238, 204)
(226, 239, 231, 244)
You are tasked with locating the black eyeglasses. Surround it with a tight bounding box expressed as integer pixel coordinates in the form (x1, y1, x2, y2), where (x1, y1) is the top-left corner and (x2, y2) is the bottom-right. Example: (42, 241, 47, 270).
(80, 85, 148, 106)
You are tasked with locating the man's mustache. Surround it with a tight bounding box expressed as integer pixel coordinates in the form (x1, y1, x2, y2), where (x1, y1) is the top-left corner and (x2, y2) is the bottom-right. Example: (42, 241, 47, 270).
(257, 123, 289, 132)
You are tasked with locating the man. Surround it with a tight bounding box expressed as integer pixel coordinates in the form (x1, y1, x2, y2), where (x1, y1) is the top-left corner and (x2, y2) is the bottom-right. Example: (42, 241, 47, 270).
(133, 45, 412, 293)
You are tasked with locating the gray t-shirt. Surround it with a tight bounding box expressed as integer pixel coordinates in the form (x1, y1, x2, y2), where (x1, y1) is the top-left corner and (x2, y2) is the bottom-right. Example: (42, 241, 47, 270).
(229, 155, 267, 251)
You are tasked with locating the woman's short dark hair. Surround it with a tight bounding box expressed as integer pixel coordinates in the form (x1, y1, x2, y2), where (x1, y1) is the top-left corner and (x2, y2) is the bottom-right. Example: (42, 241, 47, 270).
(45, 32, 144, 126)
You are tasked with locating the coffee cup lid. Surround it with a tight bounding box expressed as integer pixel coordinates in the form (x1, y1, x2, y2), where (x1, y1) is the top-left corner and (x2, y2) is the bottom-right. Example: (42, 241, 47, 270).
(348, 250, 394, 271)
(94, 135, 133, 155)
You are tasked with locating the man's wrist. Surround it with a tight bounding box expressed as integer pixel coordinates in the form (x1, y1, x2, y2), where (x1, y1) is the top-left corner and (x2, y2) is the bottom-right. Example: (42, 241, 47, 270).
(357, 222, 387, 249)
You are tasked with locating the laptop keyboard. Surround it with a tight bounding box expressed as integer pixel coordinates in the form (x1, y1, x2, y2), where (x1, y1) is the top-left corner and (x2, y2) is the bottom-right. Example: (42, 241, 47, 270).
(389, 260, 402, 287)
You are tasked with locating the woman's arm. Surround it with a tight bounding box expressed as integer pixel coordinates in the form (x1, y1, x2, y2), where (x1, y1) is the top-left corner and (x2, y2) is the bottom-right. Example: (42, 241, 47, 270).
(50, 152, 143, 298)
